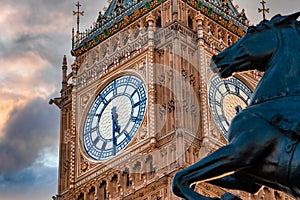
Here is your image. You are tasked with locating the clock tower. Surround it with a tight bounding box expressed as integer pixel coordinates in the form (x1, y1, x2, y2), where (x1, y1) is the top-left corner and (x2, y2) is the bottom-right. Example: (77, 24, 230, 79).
(51, 0, 292, 199)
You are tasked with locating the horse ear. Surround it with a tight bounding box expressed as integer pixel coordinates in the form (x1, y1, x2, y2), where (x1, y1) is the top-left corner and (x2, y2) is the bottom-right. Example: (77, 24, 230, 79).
(273, 12, 300, 26)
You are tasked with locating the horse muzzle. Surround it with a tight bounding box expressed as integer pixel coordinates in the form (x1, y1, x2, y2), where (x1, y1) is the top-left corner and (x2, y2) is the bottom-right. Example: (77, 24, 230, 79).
(210, 60, 221, 77)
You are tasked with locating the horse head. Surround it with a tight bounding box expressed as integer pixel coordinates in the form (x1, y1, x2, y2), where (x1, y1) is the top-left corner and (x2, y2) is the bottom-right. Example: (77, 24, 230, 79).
(211, 12, 300, 78)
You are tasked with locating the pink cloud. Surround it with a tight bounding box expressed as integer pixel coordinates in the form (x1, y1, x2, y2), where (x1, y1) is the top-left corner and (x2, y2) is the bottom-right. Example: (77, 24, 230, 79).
(0, 3, 72, 42)
(0, 52, 56, 137)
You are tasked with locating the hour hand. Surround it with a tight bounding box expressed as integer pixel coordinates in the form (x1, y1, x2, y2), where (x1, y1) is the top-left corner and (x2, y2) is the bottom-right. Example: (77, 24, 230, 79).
(115, 123, 120, 133)
(111, 107, 121, 133)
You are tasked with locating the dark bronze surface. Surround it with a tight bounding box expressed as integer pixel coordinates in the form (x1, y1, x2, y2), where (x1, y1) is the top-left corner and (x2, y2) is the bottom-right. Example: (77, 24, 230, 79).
(172, 12, 300, 200)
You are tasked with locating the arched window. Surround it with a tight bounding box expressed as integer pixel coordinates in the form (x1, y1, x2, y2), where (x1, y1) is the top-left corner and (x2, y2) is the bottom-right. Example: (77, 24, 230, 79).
(188, 15, 193, 29)
(77, 193, 84, 200)
(87, 187, 95, 200)
(99, 181, 107, 199)
(156, 16, 162, 28)
(122, 168, 130, 188)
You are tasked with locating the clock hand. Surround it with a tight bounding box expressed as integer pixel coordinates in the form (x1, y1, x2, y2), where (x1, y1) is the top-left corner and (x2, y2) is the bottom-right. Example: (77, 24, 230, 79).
(111, 107, 121, 155)
(111, 107, 121, 133)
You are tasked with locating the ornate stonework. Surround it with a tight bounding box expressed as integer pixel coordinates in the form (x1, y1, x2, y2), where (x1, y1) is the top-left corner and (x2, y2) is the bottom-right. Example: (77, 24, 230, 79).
(51, 0, 293, 200)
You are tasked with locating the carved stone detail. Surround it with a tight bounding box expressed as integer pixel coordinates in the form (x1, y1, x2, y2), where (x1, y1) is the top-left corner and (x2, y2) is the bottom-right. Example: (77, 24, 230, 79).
(64, 129, 71, 144)
(158, 74, 165, 86)
(80, 156, 89, 173)
(167, 98, 175, 113)
(139, 118, 148, 140)
(53, 1, 288, 200)
(159, 104, 166, 120)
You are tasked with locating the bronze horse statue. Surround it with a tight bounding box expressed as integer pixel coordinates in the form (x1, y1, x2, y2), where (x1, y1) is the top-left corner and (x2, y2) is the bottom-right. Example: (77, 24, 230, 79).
(172, 12, 300, 200)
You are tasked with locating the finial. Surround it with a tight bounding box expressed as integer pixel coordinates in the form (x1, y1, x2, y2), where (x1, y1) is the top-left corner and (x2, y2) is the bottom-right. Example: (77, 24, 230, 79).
(258, 0, 269, 20)
(97, 11, 106, 24)
(73, 1, 84, 34)
(63, 55, 67, 66)
(62, 55, 68, 90)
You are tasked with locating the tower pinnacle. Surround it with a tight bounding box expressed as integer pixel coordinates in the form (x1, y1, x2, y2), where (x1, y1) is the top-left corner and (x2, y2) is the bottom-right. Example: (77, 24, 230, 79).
(73, 1, 84, 34)
(258, 0, 270, 20)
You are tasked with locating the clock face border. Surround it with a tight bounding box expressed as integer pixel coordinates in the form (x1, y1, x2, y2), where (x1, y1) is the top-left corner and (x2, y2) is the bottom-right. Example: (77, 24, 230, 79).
(82, 74, 147, 161)
(208, 76, 252, 139)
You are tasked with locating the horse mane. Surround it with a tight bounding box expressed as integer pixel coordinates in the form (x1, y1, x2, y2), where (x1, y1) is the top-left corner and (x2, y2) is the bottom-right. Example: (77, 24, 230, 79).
(251, 12, 300, 34)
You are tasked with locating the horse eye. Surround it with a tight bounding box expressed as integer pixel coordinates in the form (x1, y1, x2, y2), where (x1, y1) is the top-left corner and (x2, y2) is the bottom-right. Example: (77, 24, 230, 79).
(247, 26, 257, 33)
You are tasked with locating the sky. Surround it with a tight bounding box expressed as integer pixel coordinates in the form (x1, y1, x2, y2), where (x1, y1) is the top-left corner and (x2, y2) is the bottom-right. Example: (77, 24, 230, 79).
(0, 0, 299, 199)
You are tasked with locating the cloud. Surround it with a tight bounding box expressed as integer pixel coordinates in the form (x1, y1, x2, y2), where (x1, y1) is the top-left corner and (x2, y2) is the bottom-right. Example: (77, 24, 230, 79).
(0, 0, 73, 38)
(0, 0, 73, 66)
(0, 96, 59, 199)
(0, 0, 109, 137)
(0, 97, 59, 174)
(0, 51, 58, 137)
(0, 4, 30, 40)
(0, 166, 58, 200)
(0, 1, 108, 198)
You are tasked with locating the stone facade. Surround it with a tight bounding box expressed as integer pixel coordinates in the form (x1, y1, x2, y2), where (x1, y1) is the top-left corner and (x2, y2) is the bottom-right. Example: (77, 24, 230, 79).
(51, 0, 293, 199)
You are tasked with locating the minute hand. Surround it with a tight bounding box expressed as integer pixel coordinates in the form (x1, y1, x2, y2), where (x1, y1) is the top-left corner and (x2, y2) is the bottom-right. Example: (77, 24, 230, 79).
(111, 107, 120, 155)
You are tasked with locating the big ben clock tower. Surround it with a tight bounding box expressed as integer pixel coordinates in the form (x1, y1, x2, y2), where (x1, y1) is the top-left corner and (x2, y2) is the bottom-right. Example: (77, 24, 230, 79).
(51, 0, 292, 199)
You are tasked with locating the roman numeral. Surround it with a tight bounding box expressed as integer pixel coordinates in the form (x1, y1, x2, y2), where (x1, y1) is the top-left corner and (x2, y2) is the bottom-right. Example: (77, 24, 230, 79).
(88, 113, 100, 117)
(123, 131, 131, 139)
(130, 82, 143, 97)
(133, 98, 147, 108)
(133, 101, 141, 108)
(225, 84, 230, 93)
(113, 81, 117, 95)
(219, 115, 227, 123)
(84, 127, 97, 136)
(130, 89, 137, 98)
(130, 116, 142, 122)
(235, 86, 240, 95)
(102, 97, 108, 105)
(93, 136, 100, 145)
(97, 93, 108, 105)
(101, 141, 107, 150)
(215, 101, 222, 107)
(85, 140, 92, 151)
(90, 126, 98, 133)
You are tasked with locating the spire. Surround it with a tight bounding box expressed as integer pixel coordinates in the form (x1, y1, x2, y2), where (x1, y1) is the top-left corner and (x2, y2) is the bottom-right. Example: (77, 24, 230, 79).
(62, 55, 68, 90)
(63, 55, 67, 66)
(73, 1, 84, 34)
(258, 0, 270, 20)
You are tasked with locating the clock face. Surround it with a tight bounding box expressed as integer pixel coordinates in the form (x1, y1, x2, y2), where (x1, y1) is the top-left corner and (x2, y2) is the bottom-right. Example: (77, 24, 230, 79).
(83, 75, 147, 160)
(208, 76, 252, 138)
